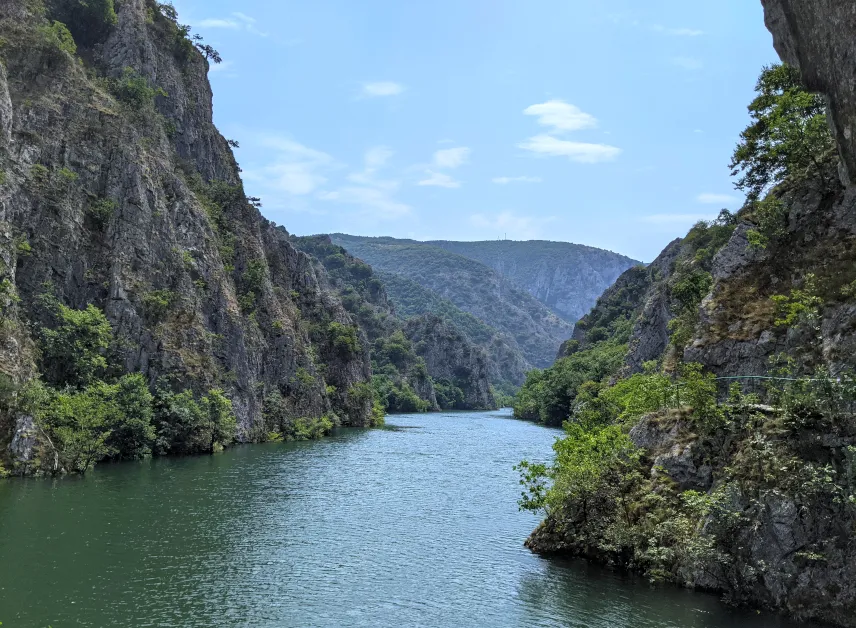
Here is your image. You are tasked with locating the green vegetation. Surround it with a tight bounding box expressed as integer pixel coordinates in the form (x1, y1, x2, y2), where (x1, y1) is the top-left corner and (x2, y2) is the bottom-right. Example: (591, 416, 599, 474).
(514, 63, 853, 600)
(111, 67, 167, 110)
(261, 390, 335, 441)
(10, 297, 237, 475)
(666, 212, 736, 351)
(142, 289, 178, 322)
(731, 64, 836, 202)
(329, 234, 573, 370)
(519, 364, 856, 585)
(87, 198, 116, 229)
(39, 20, 76, 56)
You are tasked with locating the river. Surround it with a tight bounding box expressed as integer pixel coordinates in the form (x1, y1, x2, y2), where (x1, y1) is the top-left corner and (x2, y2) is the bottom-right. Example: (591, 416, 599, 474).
(0, 410, 815, 627)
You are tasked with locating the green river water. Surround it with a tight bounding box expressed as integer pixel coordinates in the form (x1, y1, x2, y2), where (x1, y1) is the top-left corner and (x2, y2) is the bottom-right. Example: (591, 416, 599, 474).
(0, 410, 818, 627)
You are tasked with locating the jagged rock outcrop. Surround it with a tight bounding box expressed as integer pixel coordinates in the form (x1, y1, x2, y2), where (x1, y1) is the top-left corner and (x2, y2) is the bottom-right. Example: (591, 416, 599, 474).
(0, 0, 374, 463)
(404, 315, 497, 410)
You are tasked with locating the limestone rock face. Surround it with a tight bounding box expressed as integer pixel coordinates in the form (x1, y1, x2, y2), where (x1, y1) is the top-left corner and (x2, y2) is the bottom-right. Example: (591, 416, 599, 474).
(404, 315, 497, 411)
(0, 0, 374, 458)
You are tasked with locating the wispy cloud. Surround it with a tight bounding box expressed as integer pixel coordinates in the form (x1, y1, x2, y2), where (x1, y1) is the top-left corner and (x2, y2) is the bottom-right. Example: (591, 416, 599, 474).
(671, 56, 704, 70)
(697, 193, 739, 204)
(470, 211, 556, 239)
(492, 176, 542, 185)
(433, 147, 470, 169)
(518, 100, 620, 163)
(523, 100, 597, 132)
(418, 171, 461, 188)
(651, 24, 703, 36)
(361, 82, 405, 97)
(199, 12, 267, 36)
(319, 186, 411, 218)
(320, 146, 411, 218)
(518, 135, 621, 163)
(641, 213, 716, 225)
(242, 136, 335, 196)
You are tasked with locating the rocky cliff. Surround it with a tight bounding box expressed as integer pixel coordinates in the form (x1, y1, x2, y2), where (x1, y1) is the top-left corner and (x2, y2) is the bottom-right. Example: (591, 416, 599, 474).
(291, 235, 496, 411)
(403, 315, 496, 411)
(521, 3, 856, 625)
(0, 0, 374, 468)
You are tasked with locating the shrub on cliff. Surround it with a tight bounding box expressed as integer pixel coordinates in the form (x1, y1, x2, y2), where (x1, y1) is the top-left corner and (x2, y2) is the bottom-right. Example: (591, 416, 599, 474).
(38, 297, 112, 389)
(731, 63, 836, 202)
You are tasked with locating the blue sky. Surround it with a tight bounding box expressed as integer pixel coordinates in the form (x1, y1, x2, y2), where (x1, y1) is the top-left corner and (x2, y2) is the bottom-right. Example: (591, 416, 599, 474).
(171, 0, 778, 262)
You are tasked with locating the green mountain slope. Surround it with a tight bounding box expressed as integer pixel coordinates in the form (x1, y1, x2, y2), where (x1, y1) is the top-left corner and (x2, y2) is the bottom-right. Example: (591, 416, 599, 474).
(377, 271, 529, 388)
(427, 240, 639, 322)
(330, 234, 573, 368)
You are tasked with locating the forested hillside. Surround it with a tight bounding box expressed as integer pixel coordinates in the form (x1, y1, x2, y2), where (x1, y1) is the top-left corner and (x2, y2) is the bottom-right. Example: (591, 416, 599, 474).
(291, 235, 497, 412)
(330, 234, 573, 368)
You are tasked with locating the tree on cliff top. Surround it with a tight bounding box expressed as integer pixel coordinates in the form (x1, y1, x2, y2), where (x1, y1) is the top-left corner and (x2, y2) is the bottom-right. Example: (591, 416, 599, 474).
(730, 63, 836, 201)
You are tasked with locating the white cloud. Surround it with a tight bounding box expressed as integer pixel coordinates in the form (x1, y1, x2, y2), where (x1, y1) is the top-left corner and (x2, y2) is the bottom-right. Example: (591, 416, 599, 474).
(433, 147, 470, 169)
(242, 137, 334, 195)
(519, 100, 620, 163)
(652, 24, 703, 36)
(492, 176, 542, 184)
(418, 171, 461, 188)
(470, 211, 555, 240)
(361, 82, 405, 97)
(200, 13, 267, 36)
(319, 186, 411, 218)
(199, 18, 240, 29)
(641, 213, 716, 225)
(671, 56, 704, 70)
(232, 12, 256, 24)
(697, 193, 738, 204)
(364, 146, 394, 170)
(523, 100, 597, 133)
(313, 145, 411, 219)
(518, 135, 621, 163)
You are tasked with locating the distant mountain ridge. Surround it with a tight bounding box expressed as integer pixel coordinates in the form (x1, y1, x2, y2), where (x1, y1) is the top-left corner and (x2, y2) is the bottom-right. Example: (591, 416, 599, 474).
(425, 240, 640, 322)
(329, 235, 635, 369)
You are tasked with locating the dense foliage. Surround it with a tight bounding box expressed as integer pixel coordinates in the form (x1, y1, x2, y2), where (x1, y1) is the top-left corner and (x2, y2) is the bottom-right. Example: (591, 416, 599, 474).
(12, 298, 238, 474)
(731, 64, 836, 202)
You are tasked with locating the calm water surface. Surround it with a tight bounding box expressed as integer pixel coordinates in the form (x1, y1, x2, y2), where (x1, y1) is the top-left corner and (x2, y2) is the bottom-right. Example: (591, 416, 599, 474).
(0, 410, 816, 627)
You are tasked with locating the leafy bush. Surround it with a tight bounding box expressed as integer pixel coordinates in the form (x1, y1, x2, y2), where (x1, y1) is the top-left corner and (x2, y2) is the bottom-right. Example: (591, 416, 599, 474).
(731, 63, 836, 201)
(154, 387, 236, 455)
(328, 322, 361, 358)
(142, 289, 177, 321)
(434, 378, 465, 410)
(39, 21, 76, 56)
(87, 198, 117, 229)
(38, 298, 112, 388)
(372, 374, 429, 413)
(26, 373, 156, 473)
(111, 67, 166, 109)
